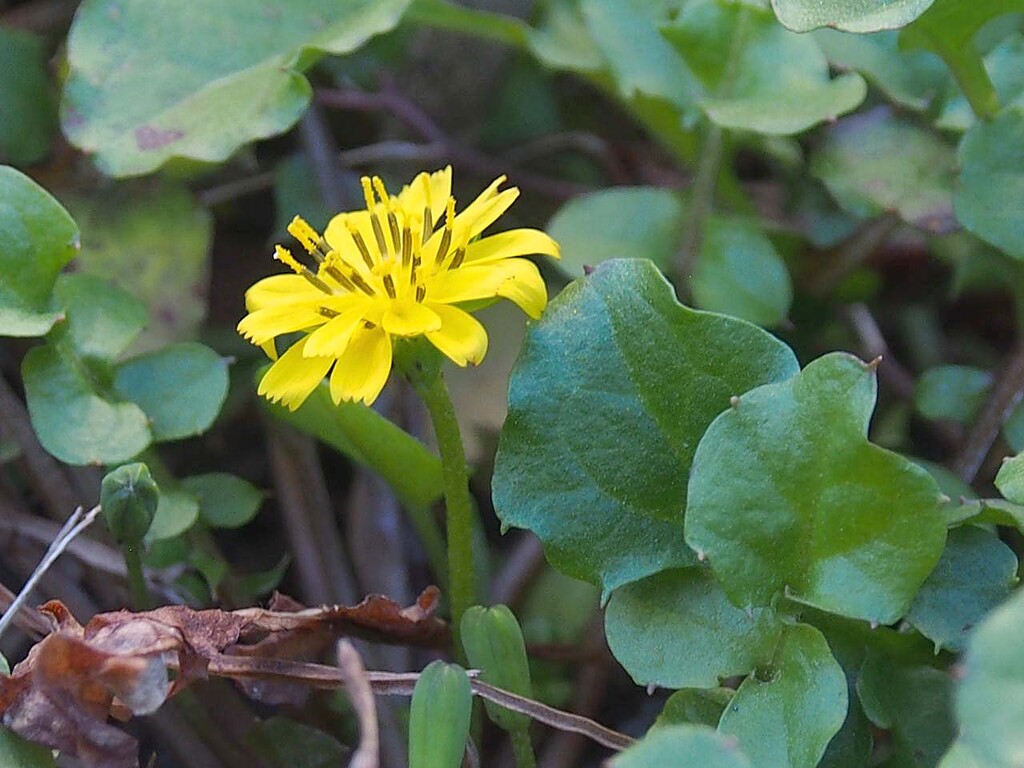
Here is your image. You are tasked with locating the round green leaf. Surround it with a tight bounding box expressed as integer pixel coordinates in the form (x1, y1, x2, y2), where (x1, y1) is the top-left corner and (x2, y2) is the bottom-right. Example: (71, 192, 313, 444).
(656, 689, 734, 729)
(52, 273, 148, 361)
(906, 527, 1018, 653)
(606, 568, 782, 689)
(547, 187, 682, 279)
(181, 472, 264, 529)
(771, 0, 935, 32)
(610, 725, 752, 768)
(146, 487, 200, 542)
(493, 259, 799, 598)
(114, 342, 228, 441)
(0, 728, 56, 768)
(664, 0, 867, 136)
(686, 352, 946, 623)
(811, 107, 956, 233)
(0, 166, 79, 337)
(996, 451, 1024, 503)
(719, 623, 847, 768)
(0, 28, 57, 165)
(955, 107, 1024, 259)
(62, 0, 411, 176)
(914, 365, 991, 424)
(22, 345, 151, 465)
(955, 586, 1024, 765)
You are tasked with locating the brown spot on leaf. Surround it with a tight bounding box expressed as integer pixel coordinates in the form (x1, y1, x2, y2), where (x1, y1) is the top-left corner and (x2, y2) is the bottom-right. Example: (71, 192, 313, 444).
(134, 125, 184, 151)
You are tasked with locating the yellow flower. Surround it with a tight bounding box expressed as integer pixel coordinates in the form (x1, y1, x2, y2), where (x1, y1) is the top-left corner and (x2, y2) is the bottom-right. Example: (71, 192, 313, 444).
(238, 167, 560, 409)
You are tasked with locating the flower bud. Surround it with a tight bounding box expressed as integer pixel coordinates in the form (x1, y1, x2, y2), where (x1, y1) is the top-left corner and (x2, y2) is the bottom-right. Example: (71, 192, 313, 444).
(101, 463, 159, 545)
(409, 661, 472, 768)
(461, 604, 533, 733)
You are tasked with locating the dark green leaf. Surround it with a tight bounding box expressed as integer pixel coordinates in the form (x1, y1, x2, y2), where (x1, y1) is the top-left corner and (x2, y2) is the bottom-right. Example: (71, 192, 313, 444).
(857, 652, 956, 766)
(914, 365, 991, 424)
(264, 376, 443, 510)
(955, 106, 1024, 259)
(52, 273, 148, 361)
(0, 28, 57, 164)
(244, 716, 347, 768)
(656, 689, 734, 729)
(906, 527, 1018, 652)
(664, 0, 866, 135)
(811, 107, 956, 233)
(718, 623, 847, 768)
(114, 342, 228, 441)
(0, 728, 56, 768)
(181, 472, 264, 529)
(611, 724, 752, 768)
(771, 0, 935, 32)
(954, 585, 1024, 765)
(62, 0, 412, 175)
(0, 166, 79, 337)
(686, 352, 946, 623)
(22, 345, 151, 465)
(606, 568, 782, 689)
(494, 259, 799, 598)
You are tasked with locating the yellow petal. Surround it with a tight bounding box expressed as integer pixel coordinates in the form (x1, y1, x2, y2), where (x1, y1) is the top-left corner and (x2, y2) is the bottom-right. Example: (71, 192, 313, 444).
(323, 210, 383, 279)
(398, 166, 452, 226)
(257, 338, 332, 411)
(237, 302, 327, 346)
(427, 258, 548, 319)
(259, 338, 278, 361)
(382, 298, 442, 337)
(245, 274, 323, 311)
(425, 303, 488, 366)
(456, 178, 519, 239)
(303, 308, 368, 357)
(464, 228, 561, 265)
(329, 325, 393, 405)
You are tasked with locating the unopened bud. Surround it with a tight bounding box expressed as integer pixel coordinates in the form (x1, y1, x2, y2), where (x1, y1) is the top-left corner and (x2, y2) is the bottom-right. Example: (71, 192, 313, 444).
(409, 661, 472, 768)
(101, 463, 158, 545)
(461, 604, 533, 733)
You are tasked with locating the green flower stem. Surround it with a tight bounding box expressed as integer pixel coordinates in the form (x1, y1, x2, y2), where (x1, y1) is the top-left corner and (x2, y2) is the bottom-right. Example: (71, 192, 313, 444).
(416, 371, 478, 653)
(510, 729, 537, 768)
(123, 543, 152, 610)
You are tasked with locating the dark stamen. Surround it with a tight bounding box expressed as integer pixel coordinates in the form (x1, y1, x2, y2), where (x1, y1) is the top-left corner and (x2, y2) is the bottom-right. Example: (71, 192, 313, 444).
(348, 228, 376, 270)
(319, 307, 340, 318)
(382, 274, 397, 298)
(449, 247, 466, 270)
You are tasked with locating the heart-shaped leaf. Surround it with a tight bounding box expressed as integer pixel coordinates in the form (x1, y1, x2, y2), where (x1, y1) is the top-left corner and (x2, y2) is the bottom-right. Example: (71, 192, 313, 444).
(606, 568, 782, 689)
(62, 0, 411, 176)
(0, 166, 79, 337)
(181, 473, 264, 530)
(771, 0, 935, 32)
(718, 623, 847, 768)
(493, 259, 799, 598)
(686, 352, 946, 624)
(52, 273, 148, 361)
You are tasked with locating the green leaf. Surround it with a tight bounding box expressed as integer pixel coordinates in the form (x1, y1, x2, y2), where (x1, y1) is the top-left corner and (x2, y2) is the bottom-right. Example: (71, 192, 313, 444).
(686, 352, 946, 624)
(22, 345, 151, 465)
(525, 0, 604, 73)
(493, 259, 799, 598)
(718, 623, 847, 768)
(664, 0, 867, 135)
(906, 527, 1018, 652)
(0, 28, 57, 164)
(409, 661, 472, 768)
(914, 365, 991, 424)
(547, 187, 682, 279)
(606, 568, 782, 689)
(813, 29, 948, 112)
(52, 274, 148, 361)
(264, 377, 443, 510)
(943, 497, 1024, 532)
(936, 35, 1024, 132)
(611, 724, 752, 768)
(64, 180, 212, 349)
(955, 106, 1024, 259)
(0, 728, 56, 768)
(811, 107, 956, 233)
(114, 342, 228, 441)
(0, 166, 79, 337)
(181, 472, 264, 529)
(771, 0, 935, 32)
(146, 486, 200, 542)
(244, 716, 347, 768)
(62, 0, 411, 176)
(954, 586, 1024, 765)
(996, 452, 1024, 503)
(691, 216, 792, 327)
(900, 0, 1024, 120)
(857, 653, 956, 766)
(656, 689, 735, 729)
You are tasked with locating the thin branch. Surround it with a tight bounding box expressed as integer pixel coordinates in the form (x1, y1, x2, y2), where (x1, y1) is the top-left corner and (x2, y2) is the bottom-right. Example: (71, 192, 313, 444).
(0, 504, 102, 642)
(953, 339, 1024, 483)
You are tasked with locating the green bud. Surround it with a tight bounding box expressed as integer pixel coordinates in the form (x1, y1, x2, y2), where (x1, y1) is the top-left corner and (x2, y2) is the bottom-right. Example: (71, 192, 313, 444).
(461, 604, 533, 733)
(101, 463, 159, 545)
(409, 661, 472, 768)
